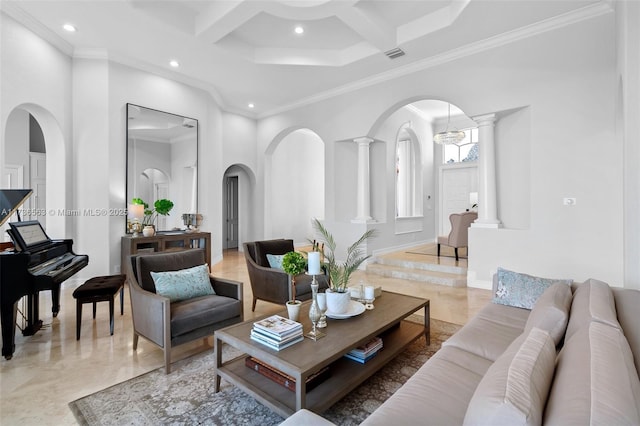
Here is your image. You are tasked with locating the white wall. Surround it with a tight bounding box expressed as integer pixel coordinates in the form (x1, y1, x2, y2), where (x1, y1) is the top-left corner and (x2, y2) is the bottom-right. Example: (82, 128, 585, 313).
(257, 13, 623, 286)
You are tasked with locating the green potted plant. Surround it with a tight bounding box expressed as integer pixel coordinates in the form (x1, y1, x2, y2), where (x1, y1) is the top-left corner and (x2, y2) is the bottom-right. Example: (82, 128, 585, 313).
(281, 251, 307, 321)
(312, 218, 376, 314)
(132, 198, 174, 236)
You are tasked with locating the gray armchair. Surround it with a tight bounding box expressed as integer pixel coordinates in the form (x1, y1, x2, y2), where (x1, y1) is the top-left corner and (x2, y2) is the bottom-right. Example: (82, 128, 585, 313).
(243, 239, 328, 311)
(437, 211, 477, 261)
(128, 249, 243, 373)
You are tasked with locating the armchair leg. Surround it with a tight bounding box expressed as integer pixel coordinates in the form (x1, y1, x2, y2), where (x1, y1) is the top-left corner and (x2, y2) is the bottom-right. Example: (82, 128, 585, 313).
(133, 333, 139, 350)
(455, 248, 459, 261)
(252, 297, 257, 312)
(437, 244, 441, 257)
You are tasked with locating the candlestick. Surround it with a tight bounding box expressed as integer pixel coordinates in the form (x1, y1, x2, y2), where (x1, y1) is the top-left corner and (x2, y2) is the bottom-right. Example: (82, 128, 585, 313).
(364, 285, 375, 310)
(308, 251, 321, 275)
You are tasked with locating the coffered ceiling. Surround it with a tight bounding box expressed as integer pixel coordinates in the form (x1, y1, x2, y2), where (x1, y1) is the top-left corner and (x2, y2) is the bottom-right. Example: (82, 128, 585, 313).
(2, 0, 607, 118)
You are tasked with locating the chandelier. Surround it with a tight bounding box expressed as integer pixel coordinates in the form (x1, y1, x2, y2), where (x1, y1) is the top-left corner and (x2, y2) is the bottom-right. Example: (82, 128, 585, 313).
(434, 103, 465, 145)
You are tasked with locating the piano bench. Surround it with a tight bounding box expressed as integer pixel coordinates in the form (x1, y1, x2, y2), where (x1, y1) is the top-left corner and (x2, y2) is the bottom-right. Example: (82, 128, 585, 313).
(72, 275, 126, 340)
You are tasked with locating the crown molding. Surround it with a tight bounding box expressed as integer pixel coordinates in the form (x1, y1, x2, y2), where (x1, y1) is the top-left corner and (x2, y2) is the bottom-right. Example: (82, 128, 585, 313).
(1, 3, 73, 56)
(258, 1, 613, 119)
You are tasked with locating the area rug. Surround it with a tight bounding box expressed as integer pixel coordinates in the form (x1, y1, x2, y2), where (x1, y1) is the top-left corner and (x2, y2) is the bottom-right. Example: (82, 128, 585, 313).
(69, 318, 460, 426)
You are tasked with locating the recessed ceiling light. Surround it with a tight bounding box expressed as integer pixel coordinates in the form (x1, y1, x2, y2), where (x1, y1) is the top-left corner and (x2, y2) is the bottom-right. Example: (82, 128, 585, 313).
(63, 24, 76, 32)
(248, 103, 255, 109)
(294, 26, 304, 35)
(169, 60, 180, 68)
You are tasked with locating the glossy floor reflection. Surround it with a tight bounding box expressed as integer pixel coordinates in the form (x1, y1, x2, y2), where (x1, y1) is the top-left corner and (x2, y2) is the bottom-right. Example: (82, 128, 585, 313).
(0, 247, 490, 425)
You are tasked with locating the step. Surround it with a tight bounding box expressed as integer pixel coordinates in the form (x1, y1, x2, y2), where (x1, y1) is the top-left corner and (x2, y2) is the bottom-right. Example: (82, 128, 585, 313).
(372, 255, 467, 275)
(365, 263, 467, 287)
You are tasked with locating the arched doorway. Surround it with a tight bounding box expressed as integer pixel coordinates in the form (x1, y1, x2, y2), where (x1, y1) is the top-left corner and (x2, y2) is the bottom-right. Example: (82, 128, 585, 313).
(222, 164, 256, 250)
(369, 98, 477, 238)
(2, 104, 66, 238)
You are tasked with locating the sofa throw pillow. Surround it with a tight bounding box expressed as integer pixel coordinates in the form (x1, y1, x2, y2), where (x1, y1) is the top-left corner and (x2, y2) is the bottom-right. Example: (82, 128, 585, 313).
(266, 254, 285, 270)
(463, 327, 556, 426)
(150, 264, 214, 302)
(524, 282, 572, 346)
(493, 267, 573, 310)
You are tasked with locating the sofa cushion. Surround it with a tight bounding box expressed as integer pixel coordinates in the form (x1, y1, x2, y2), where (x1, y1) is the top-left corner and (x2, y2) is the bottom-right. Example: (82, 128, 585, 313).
(170, 294, 242, 337)
(612, 287, 640, 376)
(544, 322, 640, 425)
(151, 264, 214, 302)
(565, 278, 620, 342)
(524, 282, 572, 346)
(443, 303, 529, 362)
(463, 327, 556, 426)
(361, 345, 493, 426)
(493, 267, 572, 309)
(254, 239, 294, 267)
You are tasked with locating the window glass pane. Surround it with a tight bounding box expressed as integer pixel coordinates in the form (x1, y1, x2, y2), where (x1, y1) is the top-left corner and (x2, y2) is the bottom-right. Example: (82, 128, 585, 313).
(460, 143, 478, 162)
(444, 144, 459, 163)
(471, 128, 479, 143)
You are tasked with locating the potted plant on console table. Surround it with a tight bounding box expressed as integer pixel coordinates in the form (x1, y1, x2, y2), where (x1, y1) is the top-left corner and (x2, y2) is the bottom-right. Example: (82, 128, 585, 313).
(131, 198, 174, 236)
(281, 251, 307, 321)
(312, 218, 376, 315)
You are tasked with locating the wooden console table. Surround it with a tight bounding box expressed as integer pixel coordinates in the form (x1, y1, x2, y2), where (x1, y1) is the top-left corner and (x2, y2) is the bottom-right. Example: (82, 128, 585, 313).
(121, 232, 211, 274)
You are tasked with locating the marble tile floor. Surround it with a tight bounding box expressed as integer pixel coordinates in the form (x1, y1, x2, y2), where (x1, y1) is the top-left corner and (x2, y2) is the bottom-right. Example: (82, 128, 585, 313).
(0, 247, 491, 425)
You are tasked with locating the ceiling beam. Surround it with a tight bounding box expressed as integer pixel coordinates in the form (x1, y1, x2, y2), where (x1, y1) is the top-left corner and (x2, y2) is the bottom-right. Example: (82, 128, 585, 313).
(336, 4, 397, 52)
(195, 0, 260, 44)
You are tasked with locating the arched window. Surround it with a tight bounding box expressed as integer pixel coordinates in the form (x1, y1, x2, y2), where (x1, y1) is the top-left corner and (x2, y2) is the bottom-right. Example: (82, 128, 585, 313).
(395, 124, 422, 218)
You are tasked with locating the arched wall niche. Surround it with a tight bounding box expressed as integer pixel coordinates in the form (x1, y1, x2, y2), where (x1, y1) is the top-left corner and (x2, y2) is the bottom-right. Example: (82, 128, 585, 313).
(264, 126, 325, 244)
(2, 103, 67, 238)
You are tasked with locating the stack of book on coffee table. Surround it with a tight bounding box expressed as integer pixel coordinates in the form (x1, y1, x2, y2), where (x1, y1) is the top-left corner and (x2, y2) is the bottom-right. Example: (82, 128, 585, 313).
(344, 336, 383, 363)
(250, 314, 303, 351)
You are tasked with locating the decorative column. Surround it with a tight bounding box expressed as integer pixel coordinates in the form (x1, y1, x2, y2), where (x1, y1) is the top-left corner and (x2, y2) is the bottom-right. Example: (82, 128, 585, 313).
(352, 137, 374, 223)
(472, 114, 501, 228)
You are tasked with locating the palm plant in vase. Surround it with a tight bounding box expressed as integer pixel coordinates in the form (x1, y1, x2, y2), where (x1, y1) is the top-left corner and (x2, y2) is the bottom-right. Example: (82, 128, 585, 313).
(281, 251, 306, 321)
(312, 218, 377, 314)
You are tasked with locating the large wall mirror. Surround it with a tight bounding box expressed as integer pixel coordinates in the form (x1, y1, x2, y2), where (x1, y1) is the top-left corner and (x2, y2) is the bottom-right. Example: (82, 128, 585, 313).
(126, 103, 198, 233)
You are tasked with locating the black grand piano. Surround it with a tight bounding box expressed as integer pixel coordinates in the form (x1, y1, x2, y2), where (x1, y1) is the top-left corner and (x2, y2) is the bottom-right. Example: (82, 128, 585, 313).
(0, 189, 88, 359)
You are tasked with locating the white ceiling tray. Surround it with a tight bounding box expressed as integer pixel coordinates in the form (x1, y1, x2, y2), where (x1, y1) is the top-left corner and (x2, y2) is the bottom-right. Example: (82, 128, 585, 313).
(325, 300, 366, 319)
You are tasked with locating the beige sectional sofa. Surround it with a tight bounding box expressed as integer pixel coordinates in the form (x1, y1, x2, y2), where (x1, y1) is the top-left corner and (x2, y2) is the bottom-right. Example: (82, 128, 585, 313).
(281, 278, 640, 425)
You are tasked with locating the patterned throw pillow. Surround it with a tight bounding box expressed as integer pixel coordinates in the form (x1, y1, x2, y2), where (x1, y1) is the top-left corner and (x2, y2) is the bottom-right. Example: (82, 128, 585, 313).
(493, 267, 572, 310)
(266, 254, 285, 270)
(150, 264, 214, 302)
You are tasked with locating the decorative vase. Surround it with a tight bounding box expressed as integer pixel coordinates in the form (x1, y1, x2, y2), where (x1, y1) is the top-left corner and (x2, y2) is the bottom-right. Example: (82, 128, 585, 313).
(142, 225, 155, 237)
(286, 300, 301, 322)
(325, 289, 351, 314)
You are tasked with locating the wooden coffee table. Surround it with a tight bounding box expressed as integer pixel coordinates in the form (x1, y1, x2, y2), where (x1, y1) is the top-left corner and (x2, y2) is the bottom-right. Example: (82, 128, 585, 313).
(214, 291, 430, 417)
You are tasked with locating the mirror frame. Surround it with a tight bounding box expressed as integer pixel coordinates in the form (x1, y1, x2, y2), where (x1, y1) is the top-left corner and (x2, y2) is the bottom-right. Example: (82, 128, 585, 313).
(125, 103, 199, 234)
